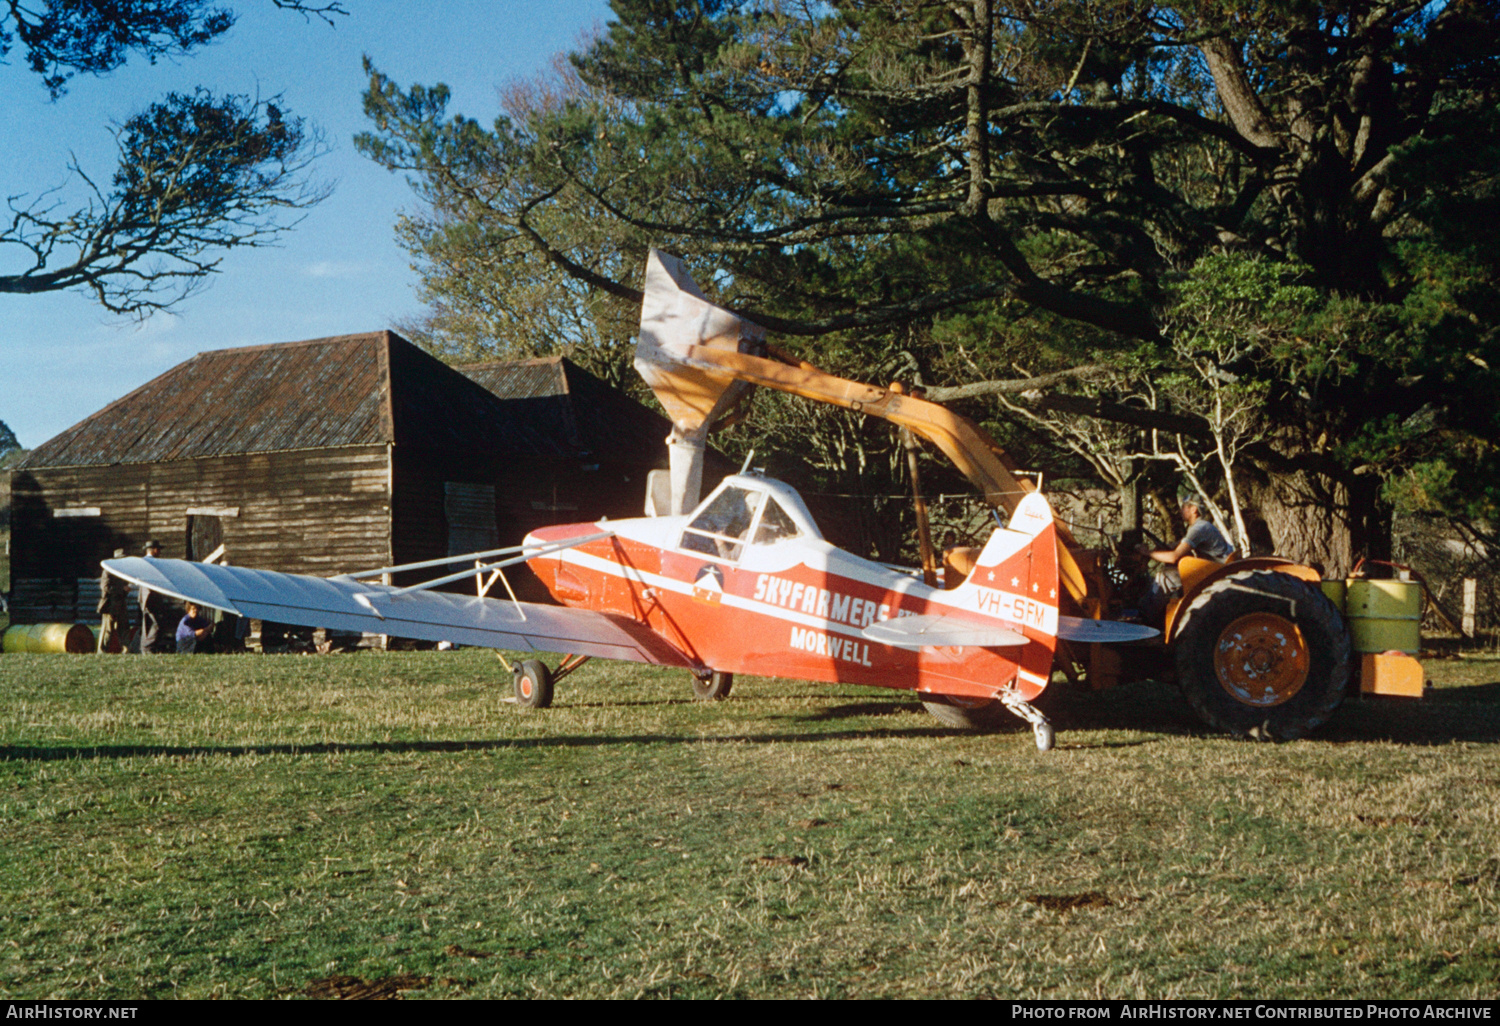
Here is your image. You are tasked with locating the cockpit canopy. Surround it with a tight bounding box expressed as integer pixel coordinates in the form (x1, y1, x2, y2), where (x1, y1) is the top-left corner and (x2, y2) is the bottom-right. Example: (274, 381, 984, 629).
(679, 475, 822, 561)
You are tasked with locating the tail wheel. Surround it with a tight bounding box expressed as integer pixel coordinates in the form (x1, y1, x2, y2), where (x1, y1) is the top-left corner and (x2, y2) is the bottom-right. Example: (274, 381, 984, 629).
(513, 659, 554, 709)
(1174, 570, 1349, 740)
(1033, 720, 1055, 753)
(692, 670, 733, 701)
(921, 694, 1010, 730)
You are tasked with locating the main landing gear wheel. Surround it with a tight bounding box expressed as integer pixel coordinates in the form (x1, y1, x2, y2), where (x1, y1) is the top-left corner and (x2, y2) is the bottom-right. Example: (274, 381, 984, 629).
(513, 659, 555, 709)
(922, 693, 1056, 752)
(1174, 569, 1349, 740)
(921, 694, 1010, 729)
(692, 670, 733, 701)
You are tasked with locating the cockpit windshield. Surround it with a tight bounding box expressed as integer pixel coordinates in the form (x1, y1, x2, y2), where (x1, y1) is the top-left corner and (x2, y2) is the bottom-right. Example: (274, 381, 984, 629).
(678, 477, 819, 561)
(681, 486, 765, 561)
(754, 498, 800, 545)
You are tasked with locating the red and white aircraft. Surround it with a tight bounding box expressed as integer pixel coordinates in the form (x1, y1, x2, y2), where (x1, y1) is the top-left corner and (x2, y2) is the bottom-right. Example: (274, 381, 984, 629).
(103, 473, 1154, 751)
(102, 251, 1163, 751)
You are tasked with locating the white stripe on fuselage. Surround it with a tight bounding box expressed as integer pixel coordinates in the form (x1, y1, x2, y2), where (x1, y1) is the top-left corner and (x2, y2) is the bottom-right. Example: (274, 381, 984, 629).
(547, 523, 1057, 644)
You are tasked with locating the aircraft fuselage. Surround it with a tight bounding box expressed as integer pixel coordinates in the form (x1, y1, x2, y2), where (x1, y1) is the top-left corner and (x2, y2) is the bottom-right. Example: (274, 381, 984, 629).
(526, 476, 1057, 702)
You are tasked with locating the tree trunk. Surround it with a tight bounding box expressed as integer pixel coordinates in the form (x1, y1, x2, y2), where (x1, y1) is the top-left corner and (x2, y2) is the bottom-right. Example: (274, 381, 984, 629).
(1241, 465, 1389, 579)
(1119, 471, 1142, 533)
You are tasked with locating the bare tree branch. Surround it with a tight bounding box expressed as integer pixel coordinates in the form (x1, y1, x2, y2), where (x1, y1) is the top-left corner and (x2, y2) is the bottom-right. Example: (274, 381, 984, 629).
(1033, 393, 1210, 437)
(269, 0, 347, 27)
(0, 90, 329, 314)
(922, 364, 1115, 401)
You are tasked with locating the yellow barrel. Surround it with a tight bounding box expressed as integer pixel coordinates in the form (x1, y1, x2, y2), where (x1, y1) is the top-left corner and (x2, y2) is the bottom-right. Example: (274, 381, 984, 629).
(1345, 579, 1421, 655)
(1320, 580, 1347, 613)
(2, 622, 98, 654)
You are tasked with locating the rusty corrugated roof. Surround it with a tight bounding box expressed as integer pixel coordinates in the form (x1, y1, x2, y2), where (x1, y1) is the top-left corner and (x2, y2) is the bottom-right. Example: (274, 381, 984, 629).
(459, 356, 572, 401)
(20, 336, 680, 470)
(457, 356, 675, 461)
(23, 333, 396, 468)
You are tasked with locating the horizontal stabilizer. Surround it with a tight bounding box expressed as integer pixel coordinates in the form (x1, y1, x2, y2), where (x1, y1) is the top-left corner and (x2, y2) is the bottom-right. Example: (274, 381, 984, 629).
(862, 613, 1027, 651)
(1055, 616, 1159, 643)
(102, 556, 696, 667)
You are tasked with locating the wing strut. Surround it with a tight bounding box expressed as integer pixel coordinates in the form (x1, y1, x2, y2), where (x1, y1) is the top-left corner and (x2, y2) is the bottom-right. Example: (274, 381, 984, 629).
(349, 531, 616, 620)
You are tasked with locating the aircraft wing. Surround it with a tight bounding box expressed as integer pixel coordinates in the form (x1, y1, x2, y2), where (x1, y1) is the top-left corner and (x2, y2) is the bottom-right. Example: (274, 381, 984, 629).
(102, 557, 696, 667)
(861, 614, 1027, 651)
(1055, 616, 1159, 643)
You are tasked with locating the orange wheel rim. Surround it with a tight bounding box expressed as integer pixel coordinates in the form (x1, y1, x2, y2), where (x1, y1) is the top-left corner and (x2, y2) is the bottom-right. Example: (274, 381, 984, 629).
(1214, 612, 1309, 708)
(520, 677, 533, 699)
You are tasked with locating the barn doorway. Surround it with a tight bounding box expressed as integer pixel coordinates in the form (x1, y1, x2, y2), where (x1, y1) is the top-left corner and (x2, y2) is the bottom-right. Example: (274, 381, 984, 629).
(186, 514, 223, 562)
(444, 482, 499, 556)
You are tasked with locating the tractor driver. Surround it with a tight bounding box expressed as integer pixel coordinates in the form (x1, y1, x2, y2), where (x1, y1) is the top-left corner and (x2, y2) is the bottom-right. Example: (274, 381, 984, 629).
(1139, 496, 1234, 624)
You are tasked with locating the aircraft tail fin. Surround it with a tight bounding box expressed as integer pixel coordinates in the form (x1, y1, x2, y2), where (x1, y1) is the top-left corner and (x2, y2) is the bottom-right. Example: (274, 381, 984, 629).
(949, 492, 1061, 636)
(966, 491, 1058, 583)
(941, 493, 1061, 698)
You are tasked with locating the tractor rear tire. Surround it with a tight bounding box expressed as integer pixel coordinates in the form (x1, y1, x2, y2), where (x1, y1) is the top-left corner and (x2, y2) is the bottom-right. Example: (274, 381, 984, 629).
(692, 670, 733, 701)
(1173, 570, 1349, 740)
(921, 694, 1011, 730)
(514, 659, 555, 709)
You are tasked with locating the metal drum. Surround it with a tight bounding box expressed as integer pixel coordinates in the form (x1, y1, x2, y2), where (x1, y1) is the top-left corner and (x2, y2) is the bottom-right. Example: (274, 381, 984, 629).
(1344, 579, 1421, 655)
(1, 622, 97, 654)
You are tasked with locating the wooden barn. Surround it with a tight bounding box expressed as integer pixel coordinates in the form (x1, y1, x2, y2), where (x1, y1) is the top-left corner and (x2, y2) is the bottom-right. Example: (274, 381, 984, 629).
(3, 331, 705, 624)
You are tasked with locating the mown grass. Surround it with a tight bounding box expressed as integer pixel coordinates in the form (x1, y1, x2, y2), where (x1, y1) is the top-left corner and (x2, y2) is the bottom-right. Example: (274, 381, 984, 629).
(1, 649, 1498, 999)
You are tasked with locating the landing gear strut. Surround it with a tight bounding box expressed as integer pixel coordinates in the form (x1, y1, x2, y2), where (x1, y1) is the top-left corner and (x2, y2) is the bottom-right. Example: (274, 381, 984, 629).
(1000, 691, 1055, 753)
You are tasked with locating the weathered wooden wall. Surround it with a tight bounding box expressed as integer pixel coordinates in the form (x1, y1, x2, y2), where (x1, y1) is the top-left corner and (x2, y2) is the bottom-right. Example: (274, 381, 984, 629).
(7, 446, 391, 622)
(1, 470, 11, 598)
(390, 449, 652, 600)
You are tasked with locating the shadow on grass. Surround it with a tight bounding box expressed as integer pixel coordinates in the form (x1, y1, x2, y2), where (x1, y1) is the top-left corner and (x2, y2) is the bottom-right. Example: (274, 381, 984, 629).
(0, 722, 1003, 764)
(799, 700, 922, 721)
(1425, 680, 1500, 703)
(1039, 676, 1500, 746)
(5, 678, 1495, 765)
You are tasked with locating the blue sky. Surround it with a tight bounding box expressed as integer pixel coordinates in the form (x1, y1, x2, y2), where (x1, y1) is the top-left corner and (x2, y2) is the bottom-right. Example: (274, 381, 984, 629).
(1, 0, 613, 448)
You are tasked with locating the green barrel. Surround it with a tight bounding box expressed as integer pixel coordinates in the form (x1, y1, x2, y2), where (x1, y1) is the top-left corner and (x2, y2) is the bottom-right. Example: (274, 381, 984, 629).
(1344, 579, 1421, 655)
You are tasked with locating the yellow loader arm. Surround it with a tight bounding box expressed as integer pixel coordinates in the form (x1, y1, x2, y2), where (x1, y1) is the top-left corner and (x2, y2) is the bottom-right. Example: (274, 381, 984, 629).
(635, 249, 1095, 609)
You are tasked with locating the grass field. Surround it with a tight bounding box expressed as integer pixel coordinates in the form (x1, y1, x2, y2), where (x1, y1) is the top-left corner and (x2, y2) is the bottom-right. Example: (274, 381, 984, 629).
(1, 648, 1498, 1000)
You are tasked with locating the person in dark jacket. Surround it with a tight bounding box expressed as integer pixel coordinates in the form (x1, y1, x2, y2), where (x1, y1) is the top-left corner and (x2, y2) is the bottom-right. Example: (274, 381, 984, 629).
(138, 540, 171, 653)
(96, 549, 130, 653)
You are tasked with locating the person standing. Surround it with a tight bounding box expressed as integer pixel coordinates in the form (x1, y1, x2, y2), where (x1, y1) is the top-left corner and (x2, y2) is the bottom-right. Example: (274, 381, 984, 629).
(137, 539, 170, 654)
(96, 549, 129, 653)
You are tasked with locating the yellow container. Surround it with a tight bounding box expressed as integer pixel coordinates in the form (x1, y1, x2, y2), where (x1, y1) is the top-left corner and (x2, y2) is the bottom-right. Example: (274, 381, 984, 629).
(1360, 651, 1425, 698)
(2, 622, 97, 654)
(1320, 580, 1347, 612)
(1345, 579, 1421, 655)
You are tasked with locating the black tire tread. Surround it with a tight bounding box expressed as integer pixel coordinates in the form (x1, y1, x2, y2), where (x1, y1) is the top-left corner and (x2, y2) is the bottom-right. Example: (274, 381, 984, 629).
(1173, 569, 1349, 740)
(692, 670, 733, 701)
(921, 695, 1011, 730)
(514, 659, 554, 709)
